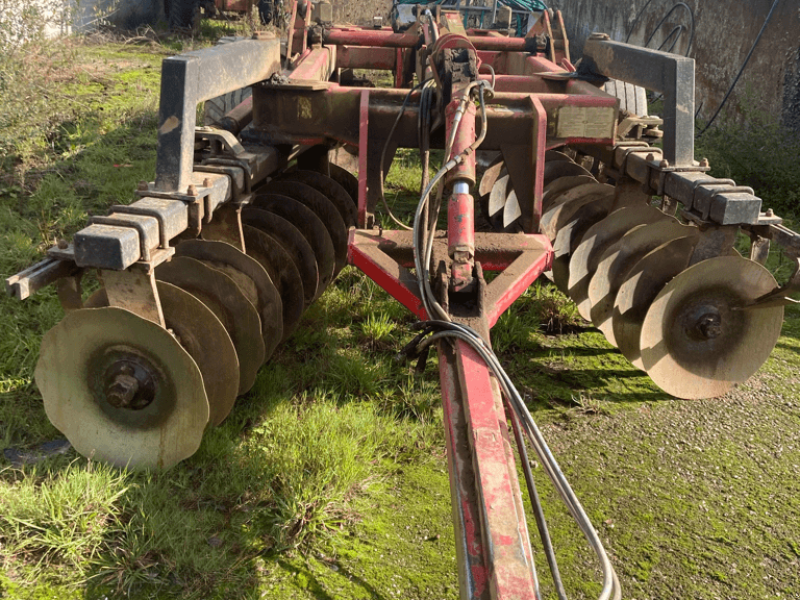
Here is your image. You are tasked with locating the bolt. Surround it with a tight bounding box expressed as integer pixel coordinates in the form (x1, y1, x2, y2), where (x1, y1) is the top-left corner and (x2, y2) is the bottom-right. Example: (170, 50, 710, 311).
(697, 313, 722, 339)
(589, 32, 610, 40)
(659, 158, 670, 169)
(646, 153, 655, 162)
(187, 184, 198, 197)
(57, 239, 69, 250)
(137, 180, 149, 191)
(765, 208, 775, 217)
(202, 177, 212, 188)
(252, 30, 275, 40)
(106, 372, 140, 409)
(700, 157, 710, 168)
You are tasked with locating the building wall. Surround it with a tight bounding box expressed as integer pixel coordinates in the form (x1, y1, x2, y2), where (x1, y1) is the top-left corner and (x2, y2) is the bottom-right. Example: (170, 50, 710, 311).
(551, 0, 800, 130)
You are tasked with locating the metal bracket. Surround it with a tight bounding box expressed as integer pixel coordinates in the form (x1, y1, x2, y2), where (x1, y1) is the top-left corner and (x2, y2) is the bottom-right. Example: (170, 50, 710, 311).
(582, 37, 695, 167)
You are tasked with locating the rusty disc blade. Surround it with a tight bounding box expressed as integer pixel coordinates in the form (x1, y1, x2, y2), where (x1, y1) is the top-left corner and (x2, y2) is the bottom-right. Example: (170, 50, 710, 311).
(243, 224, 305, 342)
(540, 183, 615, 241)
(568, 205, 668, 320)
(551, 196, 615, 295)
(252, 193, 336, 296)
(545, 149, 575, 163)
(613, 236, 698, 371)
(156, 256, 265, 395)
(84, 283, 240, 427)
(640, 256, 784, 399)
(503, 188, 523, 229)
(478, 156, 505, 198)
(542, 175, 596, 213)
(488, 173, 510, 218)
(35, 307, 209, 470)
(543, 160, 592, 187)
(157, 281, 240, 425)
(327, 163, 359, 208)
(175, 239, 283, 361)
(242, 207, 320, 306)
(588, 219, 697, 347)
(281, 169, 358, 229)
(263, 180, 348, 275)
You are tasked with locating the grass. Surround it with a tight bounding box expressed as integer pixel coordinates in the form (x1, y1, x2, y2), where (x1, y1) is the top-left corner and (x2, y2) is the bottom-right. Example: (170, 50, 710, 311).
(0, 20, 799, 600)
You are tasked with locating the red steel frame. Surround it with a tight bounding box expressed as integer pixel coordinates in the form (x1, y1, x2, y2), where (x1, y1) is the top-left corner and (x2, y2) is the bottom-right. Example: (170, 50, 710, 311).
(281, 11, 618, 599)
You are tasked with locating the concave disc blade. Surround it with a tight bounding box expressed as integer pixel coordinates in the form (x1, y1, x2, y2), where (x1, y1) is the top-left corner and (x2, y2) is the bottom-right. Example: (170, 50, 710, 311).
(327, 163, 359, 208)
(253, 193, 336, 294)
(640, 256, 784, 399)
(242, 225, 305, 342)
(588, 219, 698, 346)
(242, 207, 319, 306)
(542, 175, 596, 213)
(544, 149, 575, 163)
(503, 189, 522, 228)
(613, 236, 698, 371)
(156, 256, 265, 395)
(551, 195, 615, 294)
(35, 307, 209, 470)
(478, 156, 505, 198)
(540, 183, 615, 241)
(568, 205, 667, 320)
(85, 283, 240, 428)
(488, 173, 510, 218)
(543, 160, 592, 187)
(281, 169, 357, 228)
(263, 180, 349, 274)
(175, 239, 283, 360)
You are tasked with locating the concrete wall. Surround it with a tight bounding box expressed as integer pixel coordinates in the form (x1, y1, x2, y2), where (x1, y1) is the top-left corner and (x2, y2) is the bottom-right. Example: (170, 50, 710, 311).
(550, 0, 800, 130)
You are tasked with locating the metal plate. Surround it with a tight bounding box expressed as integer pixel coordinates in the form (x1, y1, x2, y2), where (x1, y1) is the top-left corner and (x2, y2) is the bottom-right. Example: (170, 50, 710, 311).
(568, 205, 667, 320)
(327, 163, 359, 208)
(252, 193, 336, 296)
(242, 207, 320, 306)
(263, 180, 348, 275)
(156, 256, 265, 395)
(243, 224, 305, 342)
(613, 236, 697, 370)
(175, 239, 283, 361)
(551, 196, 615, 294)
(281, 169, 358, 229)
(35, 307, 209, 470)
(588, 219, 697, 347)
(640, 256, 784, 399)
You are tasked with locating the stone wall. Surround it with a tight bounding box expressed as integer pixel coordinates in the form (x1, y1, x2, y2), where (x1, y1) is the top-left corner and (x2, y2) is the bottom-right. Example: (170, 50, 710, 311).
(550, 0, 800, 130)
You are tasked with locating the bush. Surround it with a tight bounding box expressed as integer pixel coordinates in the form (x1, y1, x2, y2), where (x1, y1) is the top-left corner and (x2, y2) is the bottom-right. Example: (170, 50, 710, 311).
(696, 95, 800, 218)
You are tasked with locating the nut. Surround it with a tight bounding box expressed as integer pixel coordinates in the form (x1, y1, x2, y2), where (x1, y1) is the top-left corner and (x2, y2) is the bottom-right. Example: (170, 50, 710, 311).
(252, 30, 275, 41)
(589, 32, 610, 41)
(187, 184, 198, 197)
(137, 180, 149, 191)
(202, 178, 212, 188)
(659, 159, 670, 169)
(700, 157, 710, 168)
(57, 239, 69, 250)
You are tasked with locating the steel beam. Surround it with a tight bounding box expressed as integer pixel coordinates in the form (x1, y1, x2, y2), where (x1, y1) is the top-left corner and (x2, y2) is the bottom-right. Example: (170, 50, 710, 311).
(582, 37, 695, 166)
(154, 38, 281, 193)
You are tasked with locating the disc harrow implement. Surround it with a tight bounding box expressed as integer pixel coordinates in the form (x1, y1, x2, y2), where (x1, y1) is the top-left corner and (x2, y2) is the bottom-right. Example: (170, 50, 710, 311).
(6, 2, 800, 598)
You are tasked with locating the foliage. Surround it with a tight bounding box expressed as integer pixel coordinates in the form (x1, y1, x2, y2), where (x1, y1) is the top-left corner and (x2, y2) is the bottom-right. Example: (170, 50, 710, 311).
(696, 91, 800, 218)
